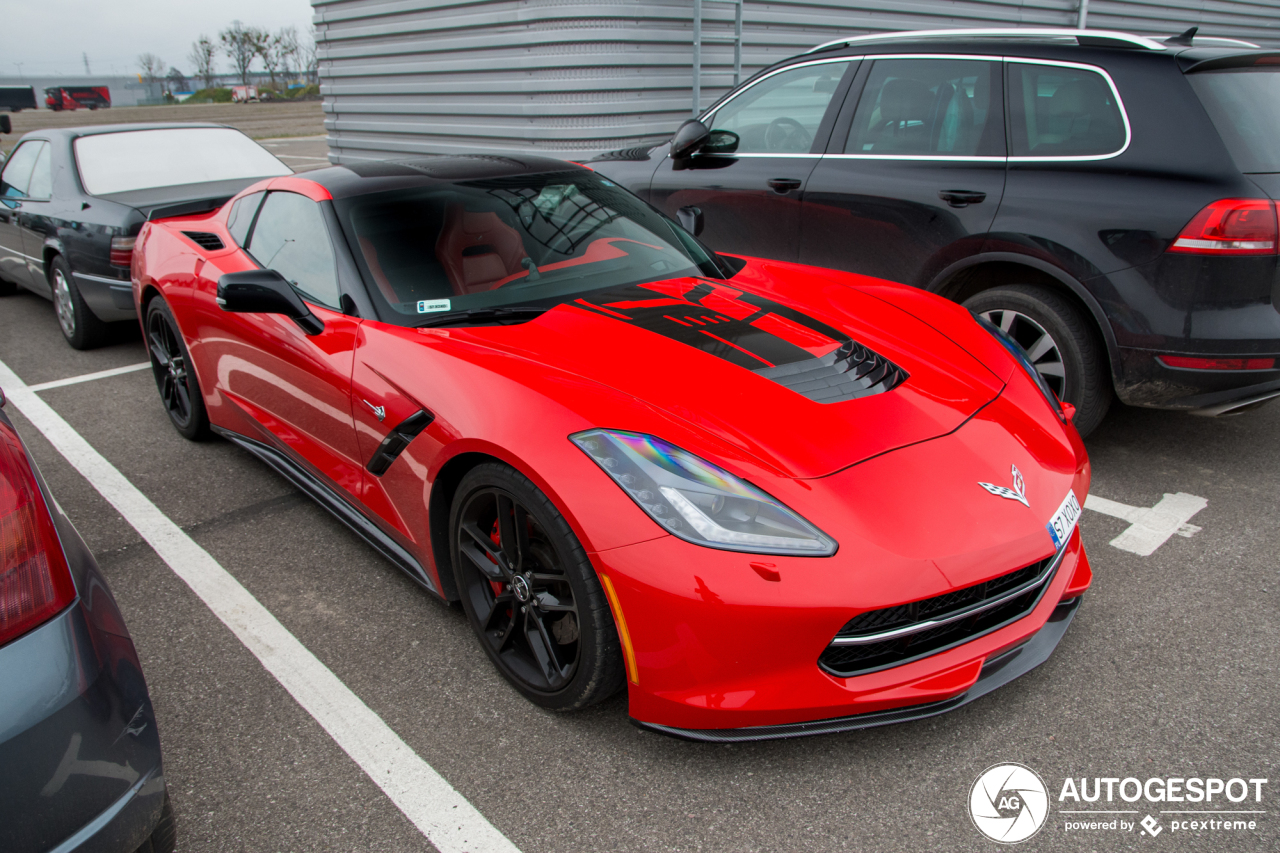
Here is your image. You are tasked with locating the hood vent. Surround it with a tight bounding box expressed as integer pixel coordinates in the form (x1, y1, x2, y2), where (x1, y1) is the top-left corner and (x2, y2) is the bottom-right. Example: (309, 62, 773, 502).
(182, 231, 225, 251)
(755, 340, 908, 404)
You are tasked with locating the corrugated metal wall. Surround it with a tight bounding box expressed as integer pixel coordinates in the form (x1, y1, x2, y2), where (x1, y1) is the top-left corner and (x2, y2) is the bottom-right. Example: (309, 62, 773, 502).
(311, 0, 1280, 162)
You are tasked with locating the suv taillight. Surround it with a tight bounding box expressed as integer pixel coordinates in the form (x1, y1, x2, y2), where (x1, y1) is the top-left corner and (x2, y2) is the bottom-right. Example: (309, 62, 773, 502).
(1168, 199, 1278, 256)
(110, 236, 136, 268)
(0, 423, 75, 647)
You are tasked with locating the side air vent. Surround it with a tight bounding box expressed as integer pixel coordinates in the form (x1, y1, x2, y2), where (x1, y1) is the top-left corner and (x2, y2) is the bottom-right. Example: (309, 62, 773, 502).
(182, 231, 225, 251)
(755, 339, 908, 404)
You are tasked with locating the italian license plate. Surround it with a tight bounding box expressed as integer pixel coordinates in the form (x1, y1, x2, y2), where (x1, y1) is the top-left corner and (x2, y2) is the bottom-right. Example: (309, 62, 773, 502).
(1047, 489, 1082, 550)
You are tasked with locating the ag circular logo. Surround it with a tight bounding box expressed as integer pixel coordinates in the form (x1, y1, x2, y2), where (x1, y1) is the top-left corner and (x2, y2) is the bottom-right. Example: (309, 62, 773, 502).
(969, 763, 1050, 844)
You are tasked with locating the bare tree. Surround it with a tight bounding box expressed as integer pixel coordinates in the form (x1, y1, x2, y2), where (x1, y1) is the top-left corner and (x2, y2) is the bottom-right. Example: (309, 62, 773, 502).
(137, 53, 165, 85)
(276, 26, 300, 81)
(188, 35, 217, 89)
(258, 32, 284, 90)
(220, 20, 265, 85)
(166, 67, 188, 95)
(301, 27, 320, 85)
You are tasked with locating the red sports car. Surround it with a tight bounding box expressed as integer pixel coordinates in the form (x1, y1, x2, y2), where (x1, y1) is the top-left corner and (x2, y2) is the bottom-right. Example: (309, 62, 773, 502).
(132, 156, 1092, 741)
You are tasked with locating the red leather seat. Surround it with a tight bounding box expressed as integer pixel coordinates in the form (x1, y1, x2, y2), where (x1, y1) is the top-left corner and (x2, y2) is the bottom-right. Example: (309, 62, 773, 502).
(435, 204, 528, 294)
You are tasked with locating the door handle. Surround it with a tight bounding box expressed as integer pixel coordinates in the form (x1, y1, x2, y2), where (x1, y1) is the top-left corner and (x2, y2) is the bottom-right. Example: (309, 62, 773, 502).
(767, 178, 802, 194)
(938, 189, 987, 208)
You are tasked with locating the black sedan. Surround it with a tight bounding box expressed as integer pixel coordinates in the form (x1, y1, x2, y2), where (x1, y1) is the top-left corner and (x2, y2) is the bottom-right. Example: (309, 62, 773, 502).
(0, 123, 290, 348)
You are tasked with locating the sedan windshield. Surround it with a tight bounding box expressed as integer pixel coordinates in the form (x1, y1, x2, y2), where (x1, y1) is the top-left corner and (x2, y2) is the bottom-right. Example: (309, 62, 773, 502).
(335, 169, 725, 326)
(74, 128, 291, 196)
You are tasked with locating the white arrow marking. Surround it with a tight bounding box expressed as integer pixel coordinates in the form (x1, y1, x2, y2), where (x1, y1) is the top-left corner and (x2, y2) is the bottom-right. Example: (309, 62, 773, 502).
(1084, 492, 1208, 556)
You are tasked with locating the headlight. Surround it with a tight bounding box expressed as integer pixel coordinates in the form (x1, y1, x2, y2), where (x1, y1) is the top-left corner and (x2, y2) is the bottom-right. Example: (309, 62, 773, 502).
(975, 314, 1065, 420)
(571, 429, 837, 556)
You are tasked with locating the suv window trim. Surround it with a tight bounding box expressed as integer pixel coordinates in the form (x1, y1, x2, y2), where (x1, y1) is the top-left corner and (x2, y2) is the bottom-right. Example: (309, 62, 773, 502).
(710, 54, 1131, 164)
(695, 56, 858, 158)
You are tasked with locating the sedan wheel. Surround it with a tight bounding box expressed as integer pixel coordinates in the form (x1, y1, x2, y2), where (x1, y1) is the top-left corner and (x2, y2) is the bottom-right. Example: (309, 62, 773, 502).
(52, 267, 76, 339)
(451, 463, 623, 709)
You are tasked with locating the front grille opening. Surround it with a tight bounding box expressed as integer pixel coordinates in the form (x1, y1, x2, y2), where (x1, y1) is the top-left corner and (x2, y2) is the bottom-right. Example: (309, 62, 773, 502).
(819, 555, 1055, 677)
(182, 231, 225, 251)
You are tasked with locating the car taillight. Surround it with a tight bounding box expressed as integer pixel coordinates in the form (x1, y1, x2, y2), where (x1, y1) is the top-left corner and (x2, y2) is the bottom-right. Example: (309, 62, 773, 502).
(1168, 199, 1278, 255)
(1158, 355, 1276, 370)
(110, 236, 136, 268)
(0, 423, 76, 647)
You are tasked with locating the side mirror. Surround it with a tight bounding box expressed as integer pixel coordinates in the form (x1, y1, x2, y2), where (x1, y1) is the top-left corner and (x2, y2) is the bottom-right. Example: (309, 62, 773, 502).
(702, 130, 739, 155)
(0, 115, 11, 135)
(677, 205, 704, 237)
(670, 119, 711, 159)
(217, 269, 323, 335)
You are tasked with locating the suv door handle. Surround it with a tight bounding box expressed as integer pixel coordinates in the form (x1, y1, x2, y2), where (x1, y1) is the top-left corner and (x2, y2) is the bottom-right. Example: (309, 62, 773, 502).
(938, 189, 987, 208)
(768, 178, 802, 193)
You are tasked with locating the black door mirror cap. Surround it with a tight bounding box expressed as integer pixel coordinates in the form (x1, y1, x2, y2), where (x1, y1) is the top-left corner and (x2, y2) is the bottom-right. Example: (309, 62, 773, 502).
(670, 119, 711, 159)
(0, 114, 11, 135)
(216, 269, 324, 335)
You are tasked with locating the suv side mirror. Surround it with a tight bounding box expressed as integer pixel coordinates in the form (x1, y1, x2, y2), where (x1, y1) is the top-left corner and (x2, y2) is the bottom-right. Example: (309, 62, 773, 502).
(0, 115, 11, 135)
(217, 269, 324, 335)
(671, 119, 711, 159)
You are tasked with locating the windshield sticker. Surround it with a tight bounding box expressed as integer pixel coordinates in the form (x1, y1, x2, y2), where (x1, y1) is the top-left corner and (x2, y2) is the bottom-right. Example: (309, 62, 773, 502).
(418, 299, 452, 313)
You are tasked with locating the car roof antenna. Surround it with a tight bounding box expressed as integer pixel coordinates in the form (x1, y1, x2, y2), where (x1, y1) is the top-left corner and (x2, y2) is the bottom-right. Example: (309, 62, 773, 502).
(1165, 27, 1198, 46)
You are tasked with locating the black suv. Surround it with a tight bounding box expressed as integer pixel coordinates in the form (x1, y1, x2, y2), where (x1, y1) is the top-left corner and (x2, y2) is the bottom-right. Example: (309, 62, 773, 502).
(592, 27, 1280, 435)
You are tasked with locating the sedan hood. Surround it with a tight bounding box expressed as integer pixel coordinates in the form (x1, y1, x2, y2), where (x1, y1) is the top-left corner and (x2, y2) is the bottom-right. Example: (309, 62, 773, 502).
(454, 264, 1004, 479)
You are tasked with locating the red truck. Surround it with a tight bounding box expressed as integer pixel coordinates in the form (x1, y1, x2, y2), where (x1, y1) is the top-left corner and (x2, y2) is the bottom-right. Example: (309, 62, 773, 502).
(44, 86, 111, 111)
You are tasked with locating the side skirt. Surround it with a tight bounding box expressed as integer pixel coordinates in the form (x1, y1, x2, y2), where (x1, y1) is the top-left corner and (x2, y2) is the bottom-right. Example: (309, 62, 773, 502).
(212, 426, 441, 597)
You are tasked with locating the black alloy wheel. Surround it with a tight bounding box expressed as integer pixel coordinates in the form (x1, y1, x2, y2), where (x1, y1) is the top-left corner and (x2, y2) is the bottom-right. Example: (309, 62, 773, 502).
(145, 298, 210, 440)
(451, 463, 624, 710)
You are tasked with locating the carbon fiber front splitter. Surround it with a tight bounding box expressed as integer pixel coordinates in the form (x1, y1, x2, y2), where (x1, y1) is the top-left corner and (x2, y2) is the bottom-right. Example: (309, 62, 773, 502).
(631, 596, 1081, 743)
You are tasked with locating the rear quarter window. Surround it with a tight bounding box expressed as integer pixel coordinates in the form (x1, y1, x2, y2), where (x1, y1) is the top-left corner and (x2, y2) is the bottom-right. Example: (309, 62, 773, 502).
(1188, 68, 1280, 173)
(1007, 63, 1127, 158)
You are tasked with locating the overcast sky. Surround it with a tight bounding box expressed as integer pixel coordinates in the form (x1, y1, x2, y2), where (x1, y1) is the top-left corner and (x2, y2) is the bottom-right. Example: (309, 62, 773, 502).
(2, 0, 316, 78)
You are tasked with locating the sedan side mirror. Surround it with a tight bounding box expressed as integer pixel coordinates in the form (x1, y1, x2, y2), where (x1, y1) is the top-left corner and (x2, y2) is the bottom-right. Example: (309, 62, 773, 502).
(702, 130, 739, 155)
(677, 205, 705, 237)
(670, 119, 711, 159)
(217, 269, 324, 335)
(0, 115, 11, 135)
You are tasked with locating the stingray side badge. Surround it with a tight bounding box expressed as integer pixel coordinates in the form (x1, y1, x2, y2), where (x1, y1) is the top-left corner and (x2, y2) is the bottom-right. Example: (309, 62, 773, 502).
(979, 464, 1030, 507)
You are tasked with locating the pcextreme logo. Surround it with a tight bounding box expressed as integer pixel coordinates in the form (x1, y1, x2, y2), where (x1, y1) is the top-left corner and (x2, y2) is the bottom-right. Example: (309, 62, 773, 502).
(968, 764, 1269, 843)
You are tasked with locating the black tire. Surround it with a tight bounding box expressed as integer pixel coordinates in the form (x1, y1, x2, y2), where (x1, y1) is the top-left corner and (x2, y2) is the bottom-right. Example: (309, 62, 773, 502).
(450, 463, 624, 710)
(0, 276, 17, 296)
(49, 255, 110, 350)
(133, 791, 177, 853)
(964, 284, 1113, 437)
(145, 296, 211, 440)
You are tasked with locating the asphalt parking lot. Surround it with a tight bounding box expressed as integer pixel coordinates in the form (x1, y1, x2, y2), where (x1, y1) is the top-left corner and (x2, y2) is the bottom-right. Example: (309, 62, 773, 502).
(0, 288, 1276, 852)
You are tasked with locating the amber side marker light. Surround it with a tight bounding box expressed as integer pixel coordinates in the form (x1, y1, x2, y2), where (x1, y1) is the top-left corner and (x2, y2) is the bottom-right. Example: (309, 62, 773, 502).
(600, 573, 639, 685)
(1158, 356, 1276, 371)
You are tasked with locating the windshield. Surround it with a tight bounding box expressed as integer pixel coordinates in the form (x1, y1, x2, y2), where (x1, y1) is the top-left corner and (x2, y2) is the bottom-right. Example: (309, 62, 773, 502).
(1189, 68, 1280, 173)
(336, 169, 725, 326)
(74, 128, 291, 195)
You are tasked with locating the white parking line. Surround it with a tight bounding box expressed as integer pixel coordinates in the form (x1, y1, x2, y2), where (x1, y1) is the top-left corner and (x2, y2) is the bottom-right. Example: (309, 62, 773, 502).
(27, 363, 151, 392)
(0, 358, 520, 853)
(1084, 493, 1208, 556)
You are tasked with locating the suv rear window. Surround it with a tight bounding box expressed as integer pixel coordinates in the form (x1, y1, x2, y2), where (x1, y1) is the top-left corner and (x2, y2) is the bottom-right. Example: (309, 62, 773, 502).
(1007, 63, 1126, 158)
(1189, 69, 1280, 173)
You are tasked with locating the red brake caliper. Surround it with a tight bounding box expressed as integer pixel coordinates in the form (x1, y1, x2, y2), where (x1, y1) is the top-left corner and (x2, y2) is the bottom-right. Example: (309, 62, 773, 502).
(488, 520, 506, 599)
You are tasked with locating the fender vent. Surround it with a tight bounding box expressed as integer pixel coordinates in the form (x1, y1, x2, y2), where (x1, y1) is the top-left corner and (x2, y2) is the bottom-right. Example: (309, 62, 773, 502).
(182, 231, 225, 251)
(755, 340, 908, 404)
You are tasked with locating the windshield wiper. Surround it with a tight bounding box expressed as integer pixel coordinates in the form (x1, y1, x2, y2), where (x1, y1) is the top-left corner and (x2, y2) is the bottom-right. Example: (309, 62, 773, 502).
(414, 306, 548, 329)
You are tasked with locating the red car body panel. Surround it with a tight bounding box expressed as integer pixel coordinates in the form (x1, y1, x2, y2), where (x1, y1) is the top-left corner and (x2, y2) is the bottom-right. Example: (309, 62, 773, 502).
(132, 169, 1092, 735)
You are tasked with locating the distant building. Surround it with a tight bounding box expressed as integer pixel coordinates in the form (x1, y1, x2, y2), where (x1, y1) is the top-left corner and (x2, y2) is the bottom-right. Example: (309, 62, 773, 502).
(310, 0, 1280, 163)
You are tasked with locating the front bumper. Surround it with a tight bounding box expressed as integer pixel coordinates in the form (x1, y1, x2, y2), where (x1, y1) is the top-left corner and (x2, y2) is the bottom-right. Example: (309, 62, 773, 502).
(637, 596, 1080, 742)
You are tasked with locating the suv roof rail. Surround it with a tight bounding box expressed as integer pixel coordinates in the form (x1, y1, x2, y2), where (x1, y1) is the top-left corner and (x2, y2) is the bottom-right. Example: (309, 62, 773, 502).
(807, 28, 1171, 54)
